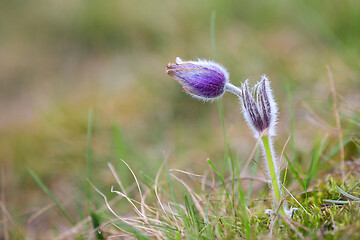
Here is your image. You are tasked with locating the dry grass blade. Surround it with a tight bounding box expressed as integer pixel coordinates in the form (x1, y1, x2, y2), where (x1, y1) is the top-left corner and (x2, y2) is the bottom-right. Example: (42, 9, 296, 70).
(54, 217, 93, 240)
(279, 135, 291, 169)
(108, 162, 159, 217)
(170, 174, 205, 219)
(54, 195, 138, 239)
(108, 162, 127, 195)
(111, 187, 147, 220)
(0, 203, 10, 240)
(351, 138, 360, 149)
(90, 182, 163, 237)
(155, 162, 179, 230)
(284, 187, 310, 216)
(119, 159, 148, 222)
(280, 215, 305, 239)
(27, 203, 55, 224)
(170, 169, 203, 178)
(166, 203, 182, 231)
(201, 170, 209, 192)
(241, 135, 262, 175)
(90, 182, 132, 225)
(1, 164, 10, 240)
(302, 101, 338, 132)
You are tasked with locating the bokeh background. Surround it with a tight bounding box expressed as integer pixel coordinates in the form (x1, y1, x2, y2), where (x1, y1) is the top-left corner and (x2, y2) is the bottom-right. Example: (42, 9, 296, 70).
(1, 0, 359, 238)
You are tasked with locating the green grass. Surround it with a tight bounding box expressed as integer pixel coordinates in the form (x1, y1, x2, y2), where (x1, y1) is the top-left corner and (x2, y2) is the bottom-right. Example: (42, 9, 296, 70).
(26, 168, 75, 226)
(19, 108, 360, 238)
(81, 146, 360, 239)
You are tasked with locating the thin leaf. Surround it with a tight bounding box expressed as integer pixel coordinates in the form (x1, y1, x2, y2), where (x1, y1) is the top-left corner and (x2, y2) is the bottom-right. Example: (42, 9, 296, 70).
(87, 108, 94, 209)
(323, 199, 355, 204)
(27, 168, 75, 225)
(207, 159, 233, 213)
(307, 135, 328, 187)
(336, 186, 360, 201)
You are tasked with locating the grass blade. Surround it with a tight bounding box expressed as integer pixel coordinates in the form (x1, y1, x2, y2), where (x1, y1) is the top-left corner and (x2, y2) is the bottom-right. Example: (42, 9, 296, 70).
(336, 186, 360, 201)
(163, 152, 185, 233)
(323, 199, 353, 204)
(27, 167, 75, 225)
(207, 159, 233, 213)
(87, 108, 94, 209)
(306, 135, 328, 187)
(246, 152, 259, 207)
(164, 153, 177, 205)
(286, 82, 297, 162)
(90, 211, 105, 239)
(211, 11, 230, 177)
(112, 124, 128, 160)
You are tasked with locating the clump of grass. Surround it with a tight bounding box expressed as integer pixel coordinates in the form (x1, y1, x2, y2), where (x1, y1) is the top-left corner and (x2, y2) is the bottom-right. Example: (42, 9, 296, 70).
(92, 155, 359, 239)
(92, 157, 252, 239)
(291, 177, 360, 239)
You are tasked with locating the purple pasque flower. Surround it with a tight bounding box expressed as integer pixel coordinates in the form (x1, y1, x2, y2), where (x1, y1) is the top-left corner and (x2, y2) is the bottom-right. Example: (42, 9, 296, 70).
(241, 75, 278, 137)
(166, 57, 229, 101)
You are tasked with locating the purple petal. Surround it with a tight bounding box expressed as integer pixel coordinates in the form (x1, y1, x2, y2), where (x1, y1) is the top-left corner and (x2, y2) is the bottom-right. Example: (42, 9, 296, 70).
(166, 60, 228, 99)
(242, 82, 264, 132)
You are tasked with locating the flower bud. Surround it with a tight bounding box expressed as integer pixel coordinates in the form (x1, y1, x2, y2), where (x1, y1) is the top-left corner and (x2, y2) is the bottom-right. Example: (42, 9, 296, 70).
(241, 75, 278, 137)
(166, 57, 229, 101)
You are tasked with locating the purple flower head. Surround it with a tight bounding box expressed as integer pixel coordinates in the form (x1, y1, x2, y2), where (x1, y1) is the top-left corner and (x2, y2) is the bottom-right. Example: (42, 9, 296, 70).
(166, 57, 229, 101)
(241, 75, 278, 137)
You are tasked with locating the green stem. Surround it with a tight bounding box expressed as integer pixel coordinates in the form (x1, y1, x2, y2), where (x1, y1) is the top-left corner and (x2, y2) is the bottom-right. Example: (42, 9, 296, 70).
(86, 108, 93, 210)
(261, 135, 283, 211)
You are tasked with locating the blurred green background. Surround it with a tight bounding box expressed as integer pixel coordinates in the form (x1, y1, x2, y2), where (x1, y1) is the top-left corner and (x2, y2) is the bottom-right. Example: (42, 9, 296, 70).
(1, 0, 359, 238)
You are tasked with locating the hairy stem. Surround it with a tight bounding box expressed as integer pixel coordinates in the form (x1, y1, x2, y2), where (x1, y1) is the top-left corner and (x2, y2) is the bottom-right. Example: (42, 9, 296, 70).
(225, 83, 242, 98)
(261, 135, 284, 214)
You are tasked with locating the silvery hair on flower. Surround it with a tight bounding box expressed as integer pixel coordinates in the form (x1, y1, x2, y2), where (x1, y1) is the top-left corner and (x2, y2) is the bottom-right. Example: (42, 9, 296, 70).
(166, 57, 230, 101)
(240, 75, 278, 138)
